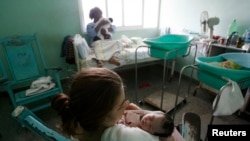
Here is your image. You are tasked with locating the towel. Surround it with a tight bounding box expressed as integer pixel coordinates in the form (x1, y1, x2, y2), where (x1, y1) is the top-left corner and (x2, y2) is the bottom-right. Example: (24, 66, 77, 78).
(212, 80, 244, 116)
(25, 76, 55, 96)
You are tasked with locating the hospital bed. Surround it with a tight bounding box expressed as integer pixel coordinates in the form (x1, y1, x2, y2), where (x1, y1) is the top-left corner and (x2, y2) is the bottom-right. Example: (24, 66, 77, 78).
(73, 34, 161, 72)
(175, 52, 250, 140)
(73, 33, 196, 113)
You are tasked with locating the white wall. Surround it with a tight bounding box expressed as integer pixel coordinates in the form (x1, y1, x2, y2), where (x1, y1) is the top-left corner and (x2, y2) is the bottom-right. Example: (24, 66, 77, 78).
(160, 0, 250, 78)
(161, 0, 250, 38)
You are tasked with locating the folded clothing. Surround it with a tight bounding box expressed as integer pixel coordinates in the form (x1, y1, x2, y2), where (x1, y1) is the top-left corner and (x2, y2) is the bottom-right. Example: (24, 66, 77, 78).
(25, 76, 55, 96)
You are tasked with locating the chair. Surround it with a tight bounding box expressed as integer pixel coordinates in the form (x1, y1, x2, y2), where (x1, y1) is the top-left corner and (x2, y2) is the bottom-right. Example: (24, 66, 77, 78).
(12, 106, 72, 141)
(0, 34, 63, 112)
(0, 59, 8, 139)
(0, 58, 8, 85)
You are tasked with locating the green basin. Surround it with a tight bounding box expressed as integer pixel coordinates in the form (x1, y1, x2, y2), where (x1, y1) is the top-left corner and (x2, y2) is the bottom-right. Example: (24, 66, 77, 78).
(143, 34, 193, 59)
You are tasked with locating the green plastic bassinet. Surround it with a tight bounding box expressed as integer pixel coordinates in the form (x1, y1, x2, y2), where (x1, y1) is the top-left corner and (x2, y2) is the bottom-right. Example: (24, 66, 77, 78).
(143, 34, 193, 59)
(196, 53, 250, 90)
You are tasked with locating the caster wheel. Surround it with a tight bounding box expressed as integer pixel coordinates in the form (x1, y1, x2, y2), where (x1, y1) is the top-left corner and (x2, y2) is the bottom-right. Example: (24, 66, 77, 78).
(193, 90, 197, 96)
(183, 99, 187, 104)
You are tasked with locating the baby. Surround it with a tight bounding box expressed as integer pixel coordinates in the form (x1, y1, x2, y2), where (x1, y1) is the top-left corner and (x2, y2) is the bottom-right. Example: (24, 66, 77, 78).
(118, 110, 174, 140)
(94, 17, 113, 41)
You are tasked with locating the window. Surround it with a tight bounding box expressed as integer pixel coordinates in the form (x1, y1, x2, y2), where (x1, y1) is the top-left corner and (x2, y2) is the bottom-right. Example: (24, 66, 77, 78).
(79, 0, 160, 32)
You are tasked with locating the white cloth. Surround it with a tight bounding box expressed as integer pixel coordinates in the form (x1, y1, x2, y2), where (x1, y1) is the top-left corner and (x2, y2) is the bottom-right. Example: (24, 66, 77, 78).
(101, 124, 158, 141)
(25, 76, 55, 96)
(73, 34, 92, 59)
(95, 17, 112, 40)
(124, 47, 150, 60)
(121, 34, 133, 47)
(92, 40, 123, 61)
(212, 80, 244, 116)
(121, 110, 141, 127)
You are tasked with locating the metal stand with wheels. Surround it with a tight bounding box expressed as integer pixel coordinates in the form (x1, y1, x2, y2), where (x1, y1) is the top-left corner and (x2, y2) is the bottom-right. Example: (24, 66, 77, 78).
(134, 44, 197, 113)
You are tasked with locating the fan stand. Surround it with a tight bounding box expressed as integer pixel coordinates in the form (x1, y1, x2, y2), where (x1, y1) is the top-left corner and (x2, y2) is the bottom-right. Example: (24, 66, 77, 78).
(207, 17, 220, 39)
(209, 27, 214, 39)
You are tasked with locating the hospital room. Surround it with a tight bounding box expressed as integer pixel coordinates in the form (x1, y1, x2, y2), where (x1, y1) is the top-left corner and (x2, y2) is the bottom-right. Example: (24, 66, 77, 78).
(1, 0, 250, 140)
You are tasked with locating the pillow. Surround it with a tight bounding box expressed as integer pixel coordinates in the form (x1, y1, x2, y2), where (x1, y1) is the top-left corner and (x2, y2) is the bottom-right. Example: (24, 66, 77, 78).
(73, 34, 92, 59)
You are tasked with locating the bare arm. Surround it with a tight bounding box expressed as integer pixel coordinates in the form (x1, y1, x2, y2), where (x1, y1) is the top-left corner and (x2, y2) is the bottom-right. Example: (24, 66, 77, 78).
(126, 102, 142, 110)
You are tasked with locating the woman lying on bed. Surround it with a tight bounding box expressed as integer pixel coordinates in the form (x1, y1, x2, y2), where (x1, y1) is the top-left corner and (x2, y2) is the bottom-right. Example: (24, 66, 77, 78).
(87, 7, 122, 67)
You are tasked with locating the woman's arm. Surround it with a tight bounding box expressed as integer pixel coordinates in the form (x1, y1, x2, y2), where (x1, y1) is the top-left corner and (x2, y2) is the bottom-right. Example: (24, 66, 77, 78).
(86, 22, 97, 44)
(126, 102, 142, 110)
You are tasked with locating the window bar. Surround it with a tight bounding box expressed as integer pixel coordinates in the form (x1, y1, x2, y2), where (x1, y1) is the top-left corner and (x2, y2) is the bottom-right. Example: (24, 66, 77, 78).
(142, 0, 144, 26)
(105, 0, 108, 17)
(122, 0, 125, 26)
(157, 0, 162, 29)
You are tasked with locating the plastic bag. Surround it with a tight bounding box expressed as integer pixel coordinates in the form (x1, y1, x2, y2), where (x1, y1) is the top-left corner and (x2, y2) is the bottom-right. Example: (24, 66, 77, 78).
(212, 80, 244, 116)
(73, 34, 92, 59)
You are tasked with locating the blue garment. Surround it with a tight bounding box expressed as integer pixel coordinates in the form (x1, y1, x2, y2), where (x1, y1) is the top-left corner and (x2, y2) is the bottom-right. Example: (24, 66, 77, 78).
(86, 21, 116, 46)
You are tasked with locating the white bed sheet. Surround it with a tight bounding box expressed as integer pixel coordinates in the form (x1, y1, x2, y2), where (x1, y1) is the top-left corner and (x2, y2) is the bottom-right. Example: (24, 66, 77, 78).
(79, 46, 159, 70)
(73, 34, 160, 71)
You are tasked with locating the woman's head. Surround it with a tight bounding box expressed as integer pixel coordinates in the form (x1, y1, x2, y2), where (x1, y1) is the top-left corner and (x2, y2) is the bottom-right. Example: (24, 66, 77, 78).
(51, 68, 128, 136)
(89, 7, 103, 22)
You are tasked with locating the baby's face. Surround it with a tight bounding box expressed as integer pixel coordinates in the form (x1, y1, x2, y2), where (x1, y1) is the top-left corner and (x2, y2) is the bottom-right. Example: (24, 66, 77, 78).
(140, 112, 166, 134)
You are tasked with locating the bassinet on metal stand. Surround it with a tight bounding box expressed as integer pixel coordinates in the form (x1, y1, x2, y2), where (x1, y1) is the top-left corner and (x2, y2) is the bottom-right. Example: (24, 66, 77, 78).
(134, 34, 195, 113)
(175, 53, 250, 141)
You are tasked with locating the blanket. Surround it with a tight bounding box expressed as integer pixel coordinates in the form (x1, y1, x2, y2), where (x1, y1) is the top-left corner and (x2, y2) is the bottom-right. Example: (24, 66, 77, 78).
(92, 40, 123, 61)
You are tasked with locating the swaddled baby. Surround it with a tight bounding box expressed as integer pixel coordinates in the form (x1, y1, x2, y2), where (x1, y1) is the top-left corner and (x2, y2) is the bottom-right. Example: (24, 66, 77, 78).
(94, 17, 113, 41)
(118, 110, 174, 140)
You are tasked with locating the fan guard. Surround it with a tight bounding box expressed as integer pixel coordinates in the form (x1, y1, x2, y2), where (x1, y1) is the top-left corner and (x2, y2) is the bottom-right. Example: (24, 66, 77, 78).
(200, 11, 209, 34)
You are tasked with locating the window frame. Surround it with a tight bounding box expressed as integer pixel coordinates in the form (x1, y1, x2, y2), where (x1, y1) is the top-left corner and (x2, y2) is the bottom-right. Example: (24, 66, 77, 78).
(78, 0, 161, 33)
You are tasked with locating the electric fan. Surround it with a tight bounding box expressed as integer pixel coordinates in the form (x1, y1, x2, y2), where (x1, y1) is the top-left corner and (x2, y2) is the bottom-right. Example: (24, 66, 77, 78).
(200, 11, 209, 34)
(200, 11, 220, 39)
